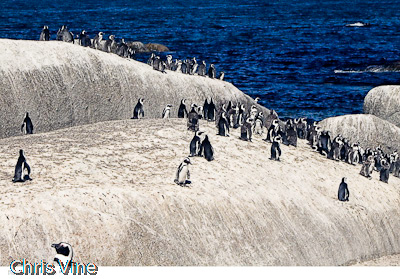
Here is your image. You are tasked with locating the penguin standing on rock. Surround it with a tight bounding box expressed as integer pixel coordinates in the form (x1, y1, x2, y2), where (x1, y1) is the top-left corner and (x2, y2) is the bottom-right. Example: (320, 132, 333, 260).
(162, 104, 172, 119)
(338, 177, 349, 202)
(199, 135, 214, 161)
(270, 136, 282, 161)
(189, 131, 204, 157)
(178, 99, 188, 118)
(12, 149, 32, 183)
(39, 26, 50, 41)
(207, 98, 216, 121)
(240, 117, 253, 141)
(203, 99, 209, 120)
(52, 242, 73, 267)
(217, 112, 230, 137)
(132, 98, 144, 119)
(380, 159, 390, 183)
(21, 112, 33, 134)
(208, 64, 216, 78)
(174, 157, 192, 187)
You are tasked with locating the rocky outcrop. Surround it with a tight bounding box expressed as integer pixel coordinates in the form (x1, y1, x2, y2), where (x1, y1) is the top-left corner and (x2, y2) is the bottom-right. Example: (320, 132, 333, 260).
(0, 39, 266, 139)
(364, 85, 400, 127)
(319, 114, 400, 153)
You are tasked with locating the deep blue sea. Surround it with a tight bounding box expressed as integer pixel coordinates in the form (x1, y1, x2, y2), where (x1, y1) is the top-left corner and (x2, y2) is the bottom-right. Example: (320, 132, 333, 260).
(1, 0, 400, 120)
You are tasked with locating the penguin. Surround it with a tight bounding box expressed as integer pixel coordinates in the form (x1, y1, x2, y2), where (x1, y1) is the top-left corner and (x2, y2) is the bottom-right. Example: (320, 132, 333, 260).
(203, 99, 209, 120)
(197, 106, 203, 120)
(330, 135, 343, 161)
(187, 104, 200, 132)
(253, 112, 264, 136)
(181, 59, 188, 74)
(296, 118, 307, 139)
(254, 97, 261, 103)
(207, 98, 216, 121)
(178, 99, 188, 118)
(228, 105, 239, 128)
(338, 177, 349, 202)
(39, 26, 50, 41)
(208, 64, 216, 78)
(199, 135, 214, 161)
(285, 120, 297, 147)
(219, 72, 225, 80)
(79, 30, 91, 47)
(51, 242, 73, 267)
(265, 119, 280, 142)
(270, 135, 282, 161)
(360, 155, 374, 179)
(217, 112, 230, 137)
(162, 104, 173, 119)
(147, 53, 155, 66)
(116, 39, 130, 58)
(93, 32, 104, 50)
(56, 25, 65, 41)
(59, 25, 74, 43)
(189, 131, 204, 157)
(21, 112, 33, 134)
(340, 138, 351, 162)
(317, 131, 331, 156)
(265, 109, 279, 132)
(380, 159, 390, 183)
(165, 55, 173, 70)
(240, 117, 253, 141)
(249, 105, 258, 119)
(132, 98, 144, 119)
(237, 104, 246, 126)
(12, 149, 32, 183)
(190, 57, 198, 75)
(175, 60, 183, 73)
(174, 157, 191, 186)
(198, 61, 207, 76)
(348, 143, 360, 165)
(153, 56, 161, 71)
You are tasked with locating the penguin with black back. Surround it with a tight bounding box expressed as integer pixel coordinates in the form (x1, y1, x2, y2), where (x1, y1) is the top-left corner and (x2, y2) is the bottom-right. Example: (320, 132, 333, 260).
(12, 149, 32, 183)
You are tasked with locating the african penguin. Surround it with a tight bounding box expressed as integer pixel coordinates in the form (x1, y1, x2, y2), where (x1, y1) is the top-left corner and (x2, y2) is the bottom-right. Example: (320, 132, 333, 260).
(162, 104, 173, 119)
(270, 135, 282, 161)
(174, 157, 191, 187)
(217, 112, 230, 137)
(21, 112, 33, 134)
(240, 117, 253, 141)
(208, 64, 216, 78)
(189, 131, 204, 157)
(178, 99, 188, 118)
(338, 177, 349, 201)
(39, 26, 50, 41)
(12, 149, 32, 183)
(187, 104, 200, 132)
(207, 98, 216, 121)
(132, 98, 144, 119)
(199, 135, 214, 161)
(52, 242, 73, 267)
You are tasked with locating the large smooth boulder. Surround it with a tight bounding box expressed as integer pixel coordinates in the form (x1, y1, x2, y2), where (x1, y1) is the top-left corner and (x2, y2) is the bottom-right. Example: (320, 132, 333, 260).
(0, 39, 267, 139)
(364, 85, 400, 127)
(320, 114, 400, 153)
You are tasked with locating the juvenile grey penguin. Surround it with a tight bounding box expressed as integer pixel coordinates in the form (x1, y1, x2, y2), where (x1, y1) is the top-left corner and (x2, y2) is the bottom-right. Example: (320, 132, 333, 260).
(178, 99, 188, 118)
(162, 104, 173, 119)
(199, 134, 214, 161)
(21, 112, 33, 134)
(189, 131, 204, 157)
(51, 242, 73, 267)
(39, 26, 50, 41)
(270, 135, 282, 161)
(217, 112, 230, 137)
(187, 104, 200, 132)
(12, 149, 32, 183)
(174, 157, 191, 186)
(132, 98, 144, 119)
(338, 177, 349, 201)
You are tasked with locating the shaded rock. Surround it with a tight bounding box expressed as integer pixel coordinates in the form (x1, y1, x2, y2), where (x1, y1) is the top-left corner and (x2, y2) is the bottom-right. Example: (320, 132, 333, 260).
(0, 39, 268, 139)
(320, 114, 400, 153)
(126, 41, 148, 52)
(145, 43, 170, 52)
(363, 85, 400, 127)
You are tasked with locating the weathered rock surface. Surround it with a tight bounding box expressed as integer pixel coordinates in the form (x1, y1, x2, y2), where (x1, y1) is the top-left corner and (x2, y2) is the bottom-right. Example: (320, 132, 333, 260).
(320, 114, 400, 153)
(0, 39, 265, 139)
(364, 85, 400, 127)
(0, 119, 399, 266)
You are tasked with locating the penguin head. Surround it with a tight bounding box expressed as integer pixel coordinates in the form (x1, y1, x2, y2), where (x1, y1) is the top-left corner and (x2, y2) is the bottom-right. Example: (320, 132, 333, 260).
(183, 157, 191, 165)
(254, 97, 260, 103)
(181, 99, 186, 105)
(272, 119, 279, 126)
(110, 34, 115, 40)
(52, 242, 73, 265)
(121, 38, 126, 43)
(19, 149, 24, 156)
(202, 61, 206, 65)
(240, 104, 245, 110)
(191, 103, 197, 108)
(342, 177, 347, 183)
(221, 104, 226, 111)
(197, 106, 203, 112)
(166, 104, 172, 109)
(139, 98, 144, 104)
(258, 112, 264, 118)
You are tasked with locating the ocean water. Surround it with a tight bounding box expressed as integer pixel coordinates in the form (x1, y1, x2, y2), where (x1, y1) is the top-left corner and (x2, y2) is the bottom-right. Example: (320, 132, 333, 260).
(1, 0, 400, 121)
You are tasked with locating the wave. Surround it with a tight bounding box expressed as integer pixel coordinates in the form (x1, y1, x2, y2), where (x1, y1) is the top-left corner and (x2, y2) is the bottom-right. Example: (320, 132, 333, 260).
(334, 65, 400, 73)
(346, 22, 371, 27)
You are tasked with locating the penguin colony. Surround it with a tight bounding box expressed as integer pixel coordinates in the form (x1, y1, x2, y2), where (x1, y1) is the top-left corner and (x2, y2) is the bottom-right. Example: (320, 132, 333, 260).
(6, 25, 400, 261)
(39, 25, 226, 79)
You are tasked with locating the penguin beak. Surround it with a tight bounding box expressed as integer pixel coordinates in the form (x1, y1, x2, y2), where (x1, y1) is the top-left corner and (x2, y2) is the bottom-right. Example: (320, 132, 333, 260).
(51, 244, 57, 248)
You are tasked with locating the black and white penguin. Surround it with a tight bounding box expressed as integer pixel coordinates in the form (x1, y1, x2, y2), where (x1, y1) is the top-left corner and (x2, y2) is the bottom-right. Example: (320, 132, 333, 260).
(270, 136, 282, 161)
(199, 135, 214, 161)
(237, 104, 246, 126)
(21, 112, 33, 134)
(296, 118, 307, 139)
(360, 155, 374, 179)
(348, 142, 360, 165)
(39, 26, 50, 41)
(162, 104, 173, 119)
(338, 177, 349, 202)
(93, 32, 104, 50)
(198, 61, 207, 76)
(219, 72, 225, 80)
(254, 97, 261, 104)
(189, 131, 204, 157)
(57, 25, 74, 43)
(165, 55, 173, 70)
(188, 104, 200, 132)
(340, 138, 351, 162)
(190, 57, 198, 75)
(228, 105, 239, 128)
(132, 98, 144, 119)
(174, 157, 191, 186)
(51, 242, 73, 267)
(285, 120, 297, 147)
(253, 112, 264, 136)
(197, 106, 203, 119)
(203, 99, 209, 120)
(147, 53, 155, 66)
(217, 112, 230, 137)
(207, 98, 216, 121)
(317, 131, 331, 156)
(265, 119, 280, 142)
(12, 149, 32, 183)
(181, 59, 188, 74)
(208, 64, 216, 78)
(380, 159, 390, 183)
(178, 99, 188, 118)
(116, 39, 130, 58)
(78, 30, 91, 47)
(330, 135, 343, 161)
(240, 117, 253, 141)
